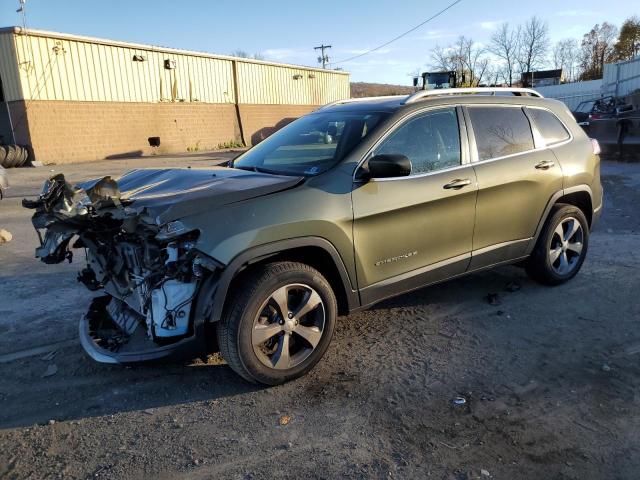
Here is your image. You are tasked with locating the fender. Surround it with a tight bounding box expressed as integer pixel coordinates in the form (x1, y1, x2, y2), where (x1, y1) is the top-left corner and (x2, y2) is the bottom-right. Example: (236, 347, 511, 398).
(208, 236, 359, 323)
(525, 184, 593, 255)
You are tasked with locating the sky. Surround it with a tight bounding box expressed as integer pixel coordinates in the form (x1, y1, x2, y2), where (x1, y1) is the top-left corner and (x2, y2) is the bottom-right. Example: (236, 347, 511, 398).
(0, 0, 634, 84)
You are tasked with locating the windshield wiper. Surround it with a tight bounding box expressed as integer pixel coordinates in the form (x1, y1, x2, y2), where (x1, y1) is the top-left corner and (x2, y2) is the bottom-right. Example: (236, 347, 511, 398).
(233, 165, 257, 172)
(234, 165, 293, 176)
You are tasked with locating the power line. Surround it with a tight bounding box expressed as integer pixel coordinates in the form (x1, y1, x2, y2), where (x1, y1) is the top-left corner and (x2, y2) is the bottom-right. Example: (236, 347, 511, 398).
(331, 0, 463, 66)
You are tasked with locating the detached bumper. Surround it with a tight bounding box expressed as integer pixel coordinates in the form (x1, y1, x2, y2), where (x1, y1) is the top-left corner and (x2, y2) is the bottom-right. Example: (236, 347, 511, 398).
(79, 296, 206, 364)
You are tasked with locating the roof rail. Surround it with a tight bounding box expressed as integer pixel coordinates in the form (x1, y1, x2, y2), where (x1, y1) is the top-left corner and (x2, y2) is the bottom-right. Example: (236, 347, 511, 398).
(404, 87, 543, 104)
(319, 95, 405, 110)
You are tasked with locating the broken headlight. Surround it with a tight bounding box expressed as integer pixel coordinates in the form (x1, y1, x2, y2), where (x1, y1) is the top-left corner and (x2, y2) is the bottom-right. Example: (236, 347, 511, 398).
(156, 220, 198, 242)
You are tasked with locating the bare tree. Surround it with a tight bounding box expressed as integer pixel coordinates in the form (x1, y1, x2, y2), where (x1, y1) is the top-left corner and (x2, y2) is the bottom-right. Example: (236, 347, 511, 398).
(579, 22, 618, 80)
(457, 36, 488, 86)
(489, 23, 519, 86)
(517, 16, 550, 78)
(430, 36, 488, 86)
(430, 44, 457, 72)
(231, 50, 265, 60)
(553, 38, 578, 82)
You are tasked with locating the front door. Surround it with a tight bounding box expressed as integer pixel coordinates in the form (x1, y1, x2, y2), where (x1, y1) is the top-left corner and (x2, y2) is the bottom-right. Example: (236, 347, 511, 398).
(352, 107, 478, 306)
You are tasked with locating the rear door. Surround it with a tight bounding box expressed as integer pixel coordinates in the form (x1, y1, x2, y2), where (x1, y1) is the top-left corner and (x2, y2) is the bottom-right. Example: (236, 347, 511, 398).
(466, 105, 564, 269)
(352, 106, 478, 305)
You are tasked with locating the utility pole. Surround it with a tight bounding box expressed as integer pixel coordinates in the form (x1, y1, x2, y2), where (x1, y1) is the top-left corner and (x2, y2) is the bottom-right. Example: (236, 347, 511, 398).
(314, 44, 331, 69)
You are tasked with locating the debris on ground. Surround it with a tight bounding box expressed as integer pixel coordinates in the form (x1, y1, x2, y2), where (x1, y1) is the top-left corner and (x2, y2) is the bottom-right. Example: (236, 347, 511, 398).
(278, 415, 292, 426)
(41, 364, 58, 378)
(481, 469, 491, 477)
(484, 293, 502, 306)
(602, 364, 611, 372)
(452, 396, 467, 406)
(0, 229, 12, 244)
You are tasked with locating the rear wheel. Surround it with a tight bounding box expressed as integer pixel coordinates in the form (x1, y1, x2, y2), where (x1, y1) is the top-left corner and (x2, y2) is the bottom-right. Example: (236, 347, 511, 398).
(526, 204, 589, 285)
(217, 262, 337, 385)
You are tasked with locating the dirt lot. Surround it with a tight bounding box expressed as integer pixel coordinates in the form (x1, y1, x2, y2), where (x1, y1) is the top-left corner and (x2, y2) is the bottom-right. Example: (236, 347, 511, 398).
(0, 154, 639, 480)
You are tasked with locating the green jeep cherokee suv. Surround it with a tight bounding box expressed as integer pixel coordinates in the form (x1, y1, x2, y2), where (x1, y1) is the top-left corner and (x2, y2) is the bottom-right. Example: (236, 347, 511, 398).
(25, 88, 602, 384)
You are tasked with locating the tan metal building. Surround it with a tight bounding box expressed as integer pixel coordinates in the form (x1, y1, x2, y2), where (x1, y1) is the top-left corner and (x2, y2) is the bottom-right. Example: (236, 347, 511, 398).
(0, 27, 350, 164)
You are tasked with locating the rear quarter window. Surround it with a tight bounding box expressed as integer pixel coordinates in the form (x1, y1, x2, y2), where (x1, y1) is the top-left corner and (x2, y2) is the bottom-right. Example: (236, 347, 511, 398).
(468, 106, 534, 161)
(527, 108, 570, 145)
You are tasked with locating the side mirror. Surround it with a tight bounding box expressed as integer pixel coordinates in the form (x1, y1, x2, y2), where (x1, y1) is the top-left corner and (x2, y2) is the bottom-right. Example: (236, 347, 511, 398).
(364, 154, 412, 179)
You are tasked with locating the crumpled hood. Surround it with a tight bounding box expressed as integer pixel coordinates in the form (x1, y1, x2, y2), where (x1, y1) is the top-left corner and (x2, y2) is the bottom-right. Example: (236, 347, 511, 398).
(22, 166, 303, 264)
(78, 167, 304, 222)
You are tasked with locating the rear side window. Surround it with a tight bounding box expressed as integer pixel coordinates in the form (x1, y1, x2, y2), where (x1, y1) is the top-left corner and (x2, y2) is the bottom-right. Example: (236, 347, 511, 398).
(468, 107, 534, 161)
(527, 108, 570, 145)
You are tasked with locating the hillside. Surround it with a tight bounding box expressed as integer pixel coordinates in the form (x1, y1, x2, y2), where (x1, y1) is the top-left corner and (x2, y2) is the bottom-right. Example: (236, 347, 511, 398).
(350, 82, 415, 98)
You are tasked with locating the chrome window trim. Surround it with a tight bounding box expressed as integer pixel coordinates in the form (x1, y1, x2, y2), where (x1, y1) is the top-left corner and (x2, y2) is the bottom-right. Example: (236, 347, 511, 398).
(469, 147, 539, 166)
(352, 105, 466, 182)
(370, 161, 474, 182)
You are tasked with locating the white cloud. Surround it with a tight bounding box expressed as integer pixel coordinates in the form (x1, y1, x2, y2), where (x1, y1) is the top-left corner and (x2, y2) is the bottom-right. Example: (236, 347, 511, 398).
(478, 20, 503, 30)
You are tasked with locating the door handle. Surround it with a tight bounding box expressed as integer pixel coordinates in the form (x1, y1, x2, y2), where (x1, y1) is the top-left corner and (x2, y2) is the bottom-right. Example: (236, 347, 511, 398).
(443, 178, 472, 189)
(535, 160, 555, 170)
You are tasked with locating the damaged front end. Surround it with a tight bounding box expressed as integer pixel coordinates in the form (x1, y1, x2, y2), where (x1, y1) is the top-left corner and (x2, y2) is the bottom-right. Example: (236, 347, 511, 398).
(23, 173, 220, 364)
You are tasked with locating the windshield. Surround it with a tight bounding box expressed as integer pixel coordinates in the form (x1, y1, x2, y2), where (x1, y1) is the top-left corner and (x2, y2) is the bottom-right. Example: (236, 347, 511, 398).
(575, 101, 596, 113)
(233, 111, 388, 176)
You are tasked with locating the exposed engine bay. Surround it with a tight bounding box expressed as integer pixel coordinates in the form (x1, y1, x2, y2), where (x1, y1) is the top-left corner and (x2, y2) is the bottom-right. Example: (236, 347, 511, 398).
(22, 168, 303, 363)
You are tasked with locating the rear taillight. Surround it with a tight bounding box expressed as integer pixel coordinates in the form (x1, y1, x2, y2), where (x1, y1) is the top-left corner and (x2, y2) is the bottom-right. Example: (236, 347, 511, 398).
(589, 113, 601, 120)
(590, 138, 601, 155)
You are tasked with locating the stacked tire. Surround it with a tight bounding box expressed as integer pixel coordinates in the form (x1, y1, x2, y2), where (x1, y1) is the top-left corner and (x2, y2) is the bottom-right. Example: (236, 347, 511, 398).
(0, 145, 30, 168)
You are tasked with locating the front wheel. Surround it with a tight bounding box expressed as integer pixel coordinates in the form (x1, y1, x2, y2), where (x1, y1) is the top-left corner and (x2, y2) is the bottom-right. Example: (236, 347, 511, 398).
(217, 262, 337, 385)
(526, 204, 589, 285)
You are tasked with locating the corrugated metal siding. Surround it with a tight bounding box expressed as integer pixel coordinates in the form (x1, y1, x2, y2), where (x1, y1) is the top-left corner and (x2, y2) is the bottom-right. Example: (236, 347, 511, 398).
(536, 79, 604, 110)
(537, 56, 640, 109)
(602, 56, 640, 97)
(4, 29, 349, 105)
(12, 32, 236, 103)
(236, 61, 349, 105)
(0, 32, 23, 101)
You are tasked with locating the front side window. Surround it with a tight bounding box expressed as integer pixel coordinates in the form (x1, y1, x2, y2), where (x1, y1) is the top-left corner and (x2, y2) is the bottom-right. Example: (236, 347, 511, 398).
(527, 108, 570, 145)
(233, 111, 387, 176)
(373, 107, 461, 175)
(468, 106, 535, 161)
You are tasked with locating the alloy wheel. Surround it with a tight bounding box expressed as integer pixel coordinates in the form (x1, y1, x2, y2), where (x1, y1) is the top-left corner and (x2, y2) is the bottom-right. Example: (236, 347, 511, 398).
(251, 283, 325, 370)
(549, 217, 584, 275)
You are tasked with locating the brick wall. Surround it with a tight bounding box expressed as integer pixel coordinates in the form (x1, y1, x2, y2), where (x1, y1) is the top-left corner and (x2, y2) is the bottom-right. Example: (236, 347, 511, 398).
(23, 101, 241, 164)
(18, 101, 320, 164)
(239, 104, 319, 146)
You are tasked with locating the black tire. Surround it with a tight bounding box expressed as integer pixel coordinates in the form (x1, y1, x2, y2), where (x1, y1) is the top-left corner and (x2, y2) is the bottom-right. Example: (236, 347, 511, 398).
(4, 145, 17, 168)
(217, 261, 337, 385)
(15, 146, 28, 167)
(0, 146, 7, 167)
(526, 204, 589, 285)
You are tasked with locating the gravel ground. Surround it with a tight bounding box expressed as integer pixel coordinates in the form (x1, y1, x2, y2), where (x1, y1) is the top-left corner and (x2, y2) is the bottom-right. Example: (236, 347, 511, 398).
(0, 154, 639, 480)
